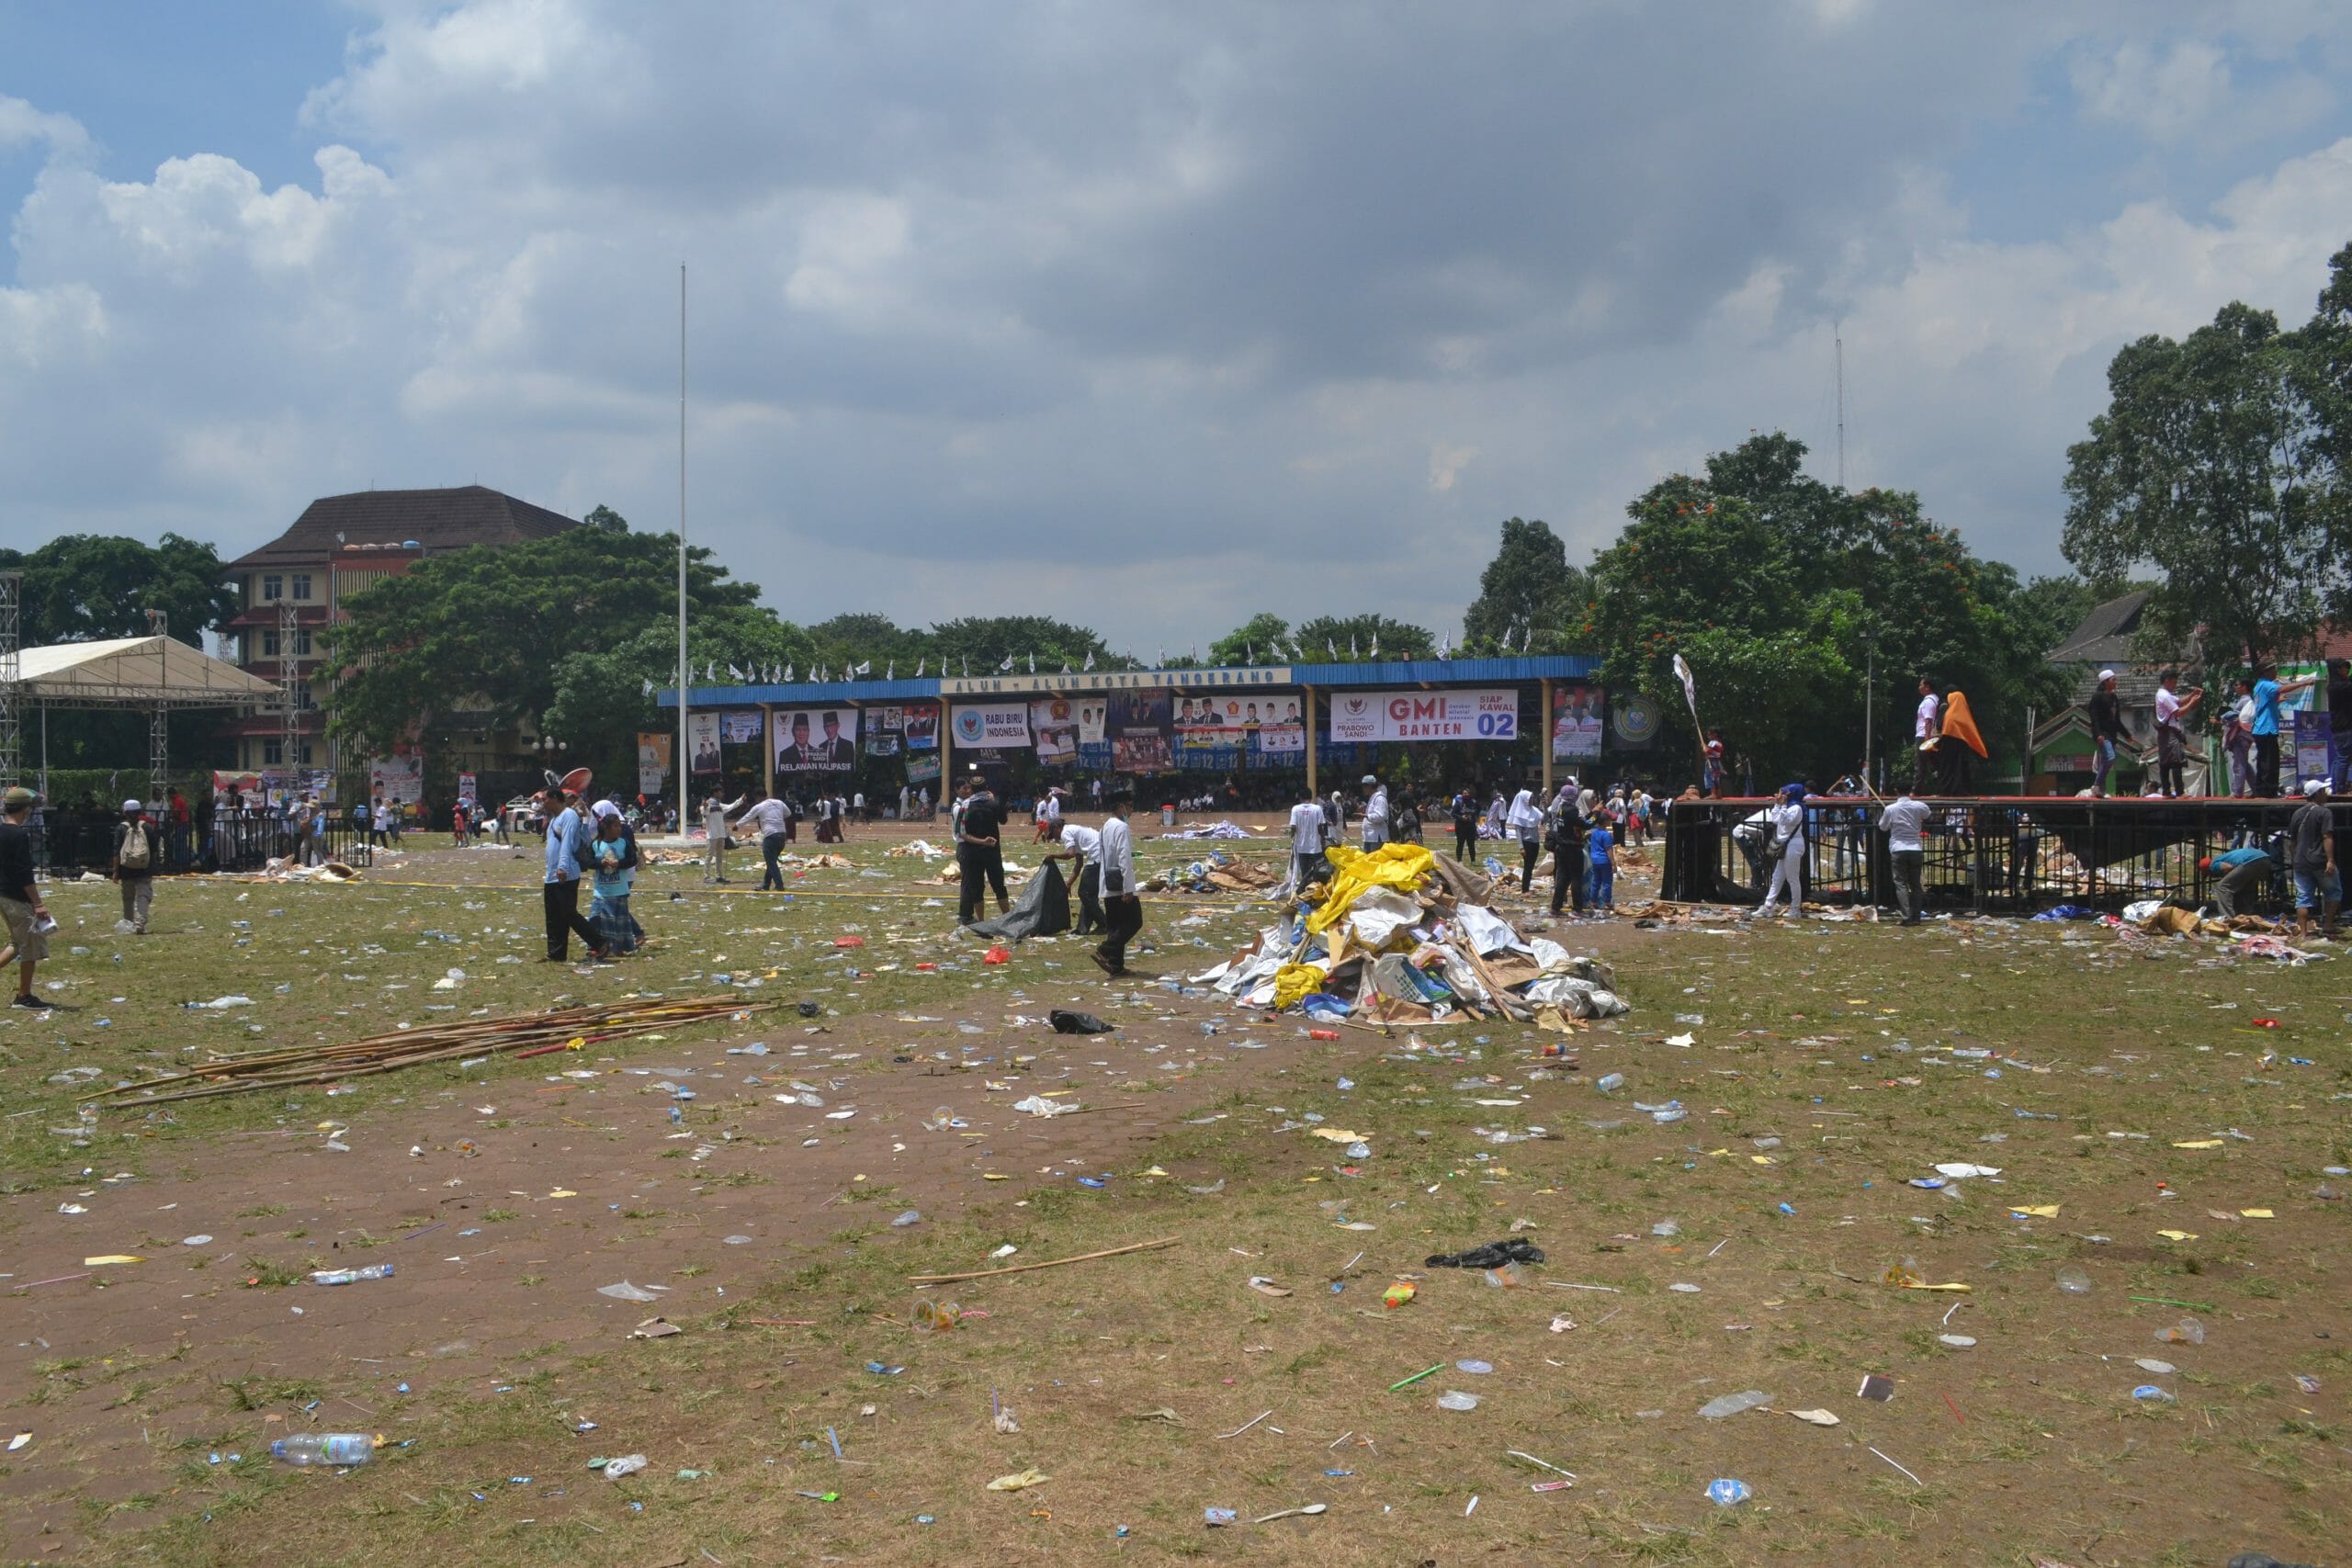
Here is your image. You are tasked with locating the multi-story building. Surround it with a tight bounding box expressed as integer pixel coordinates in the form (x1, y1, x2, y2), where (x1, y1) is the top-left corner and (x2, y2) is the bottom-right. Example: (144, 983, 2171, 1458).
(220, 486, 578, 775)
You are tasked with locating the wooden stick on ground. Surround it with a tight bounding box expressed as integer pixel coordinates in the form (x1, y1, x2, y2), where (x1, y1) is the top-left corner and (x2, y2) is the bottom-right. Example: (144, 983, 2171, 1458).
(908, 1236, 1178, 1285)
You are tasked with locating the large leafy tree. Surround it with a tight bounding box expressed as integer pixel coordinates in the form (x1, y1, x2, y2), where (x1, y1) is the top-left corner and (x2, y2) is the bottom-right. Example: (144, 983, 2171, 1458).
(1295, 614, 1434, 661)
(327, 519, 760, 757)
(926, 615, 1115, 675)
(1207, 613, 1292, 666)
(1462, 517, 1589, 654)
(2063, 300, 2341, 671)
(0, 533, 239, 647)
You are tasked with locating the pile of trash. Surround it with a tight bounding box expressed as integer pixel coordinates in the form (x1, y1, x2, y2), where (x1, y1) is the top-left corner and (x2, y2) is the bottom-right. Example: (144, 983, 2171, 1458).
(1184, 843, 1630, 1031)
(1148, 850, 1283, 895)
(888, 840, 944, 859)
(1155, 820, 1259, 840)
(254, 858, 363, 884)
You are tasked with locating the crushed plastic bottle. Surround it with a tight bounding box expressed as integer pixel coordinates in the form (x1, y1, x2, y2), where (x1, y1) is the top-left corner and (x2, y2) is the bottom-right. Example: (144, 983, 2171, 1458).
(270, 1433, 379, 1467)
(890, 1209, 922, 1228)
(1706, 1478, 1752, 1506)
(2055, 1267, 2092, 1295)
(309, 1264, 394, 1286)
(1697, 1390, 1771, 1419)
(1595, 1073, 1624, 1094)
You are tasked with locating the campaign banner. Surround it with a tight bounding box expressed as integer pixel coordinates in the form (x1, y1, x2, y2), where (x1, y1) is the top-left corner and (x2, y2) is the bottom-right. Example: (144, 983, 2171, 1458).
(868, 705, 905, 734)
(775, 706, 860, 772)
(1328, 688, 1519, 743)
(720, 709, 764, 744)
(687, 712, 723, 774)
(951, 702, 1031, 749)
(901, 702, 939, 750)
(2295, 710, 2334, 786)
(1074, 697, 1107, 747)
(458, 772, 478, 806)
(1109, 688, 1173, 771)
(1031, 698, 1080, 764)
(865, 732, 901, 757)
(368, 753, 425, 805)
(637, 733, 673, 795)
(1255, 721, 1306, 755)
(1551, 684, 1605, 761)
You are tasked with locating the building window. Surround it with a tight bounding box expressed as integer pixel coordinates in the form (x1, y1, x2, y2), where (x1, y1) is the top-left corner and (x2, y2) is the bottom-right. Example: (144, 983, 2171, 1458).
(299, 742, 313, 765)
(262, 630, 280, 658)
(296, 687, 317, 711)
(261, 574, 284, 603)
(291, 573, 312, 601)
(262, 740, 283, 765)
(294, 629, 313, 656)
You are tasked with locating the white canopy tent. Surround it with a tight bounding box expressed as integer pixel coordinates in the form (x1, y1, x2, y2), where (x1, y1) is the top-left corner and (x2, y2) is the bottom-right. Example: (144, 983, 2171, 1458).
(2, 635, 284, 803)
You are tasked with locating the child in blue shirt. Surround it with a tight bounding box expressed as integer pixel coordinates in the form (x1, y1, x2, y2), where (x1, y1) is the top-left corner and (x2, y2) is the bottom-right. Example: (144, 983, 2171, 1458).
(1587, 816, 1616, 910)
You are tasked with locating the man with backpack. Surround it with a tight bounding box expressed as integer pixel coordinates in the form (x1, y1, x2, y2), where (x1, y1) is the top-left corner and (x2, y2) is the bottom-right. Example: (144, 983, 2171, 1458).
(111, 798, 158, 935)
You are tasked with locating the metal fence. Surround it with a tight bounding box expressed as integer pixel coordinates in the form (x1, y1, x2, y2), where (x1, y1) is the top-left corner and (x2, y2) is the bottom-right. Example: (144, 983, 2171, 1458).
(1662, 795, 2334, 917)
(32, 809, 378, 875)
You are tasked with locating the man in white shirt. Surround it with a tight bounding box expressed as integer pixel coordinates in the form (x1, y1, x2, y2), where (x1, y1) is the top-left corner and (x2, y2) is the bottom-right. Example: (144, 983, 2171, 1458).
(2153, 669, 2200, 798)
(1508, 784, 1545, 890)
(1913, 678, 1941, 793)
(702, 793, 745, 884)
(739, 792, 789, 891)
(1877, 786, 1930, 926)
(1091, 788, 1142, 976)
(1287, 785, 1329, 890)
(1041, 817, 1104, 934)
(1034, 784, 1064, 841)
(1360, 774, 1389, 850)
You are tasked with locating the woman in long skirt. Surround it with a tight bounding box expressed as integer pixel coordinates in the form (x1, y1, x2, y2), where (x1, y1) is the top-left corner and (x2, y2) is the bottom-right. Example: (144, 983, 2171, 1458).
(588, 805, 640, 956)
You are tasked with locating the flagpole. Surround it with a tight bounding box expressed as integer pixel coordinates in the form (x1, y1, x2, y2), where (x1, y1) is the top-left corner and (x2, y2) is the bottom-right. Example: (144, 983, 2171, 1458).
(676, 263, 689, 838)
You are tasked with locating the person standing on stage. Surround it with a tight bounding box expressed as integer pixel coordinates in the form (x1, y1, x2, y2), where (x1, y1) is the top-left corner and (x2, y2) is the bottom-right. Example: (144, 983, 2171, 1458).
(1912, 679, 1941, 793)
(2251, 662, 2322, 797)
(2087, 670, 2128, 797)
(2153, 670, 2201, 798)
(1092, 788, 1142, 976)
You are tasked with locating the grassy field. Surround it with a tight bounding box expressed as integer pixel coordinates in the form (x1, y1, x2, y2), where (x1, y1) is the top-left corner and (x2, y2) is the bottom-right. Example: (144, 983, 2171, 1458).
(1, 829, 2346, 1566)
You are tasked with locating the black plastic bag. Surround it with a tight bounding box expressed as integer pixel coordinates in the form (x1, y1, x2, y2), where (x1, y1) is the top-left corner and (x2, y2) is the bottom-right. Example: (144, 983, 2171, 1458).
(966, 860, 1070, 942)
(1050, 1010, 1114, 1034)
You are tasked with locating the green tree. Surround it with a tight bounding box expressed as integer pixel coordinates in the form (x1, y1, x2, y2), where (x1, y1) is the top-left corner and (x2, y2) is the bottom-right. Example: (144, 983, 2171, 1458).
(582, 504, 631, 535)
(327, 523, 761, 758)
(536, 604, 806, 789)
(1295, 614, 1434, 661)
(2064, 301, 2340, 670)
(1208, 614, 1291, 666)
(926, 616, 1115, 675)
(1462, 518, 1589, 654)
(0, 533, 240, 646)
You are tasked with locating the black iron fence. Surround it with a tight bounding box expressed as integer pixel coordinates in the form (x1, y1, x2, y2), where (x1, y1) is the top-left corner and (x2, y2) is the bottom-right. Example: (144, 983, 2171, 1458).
(31, 809, 378, 876)
(1662, 795, 2333, 917)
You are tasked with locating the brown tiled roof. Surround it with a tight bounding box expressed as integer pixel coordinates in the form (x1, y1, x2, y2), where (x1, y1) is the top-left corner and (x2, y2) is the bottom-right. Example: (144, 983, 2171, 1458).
(225, 486, 577, 570)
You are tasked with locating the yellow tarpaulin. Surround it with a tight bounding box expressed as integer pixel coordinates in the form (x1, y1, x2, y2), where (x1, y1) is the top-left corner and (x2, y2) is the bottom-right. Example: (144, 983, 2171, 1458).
(1272, 964, 1327, 1010)
(1306, 843, 1437, 934)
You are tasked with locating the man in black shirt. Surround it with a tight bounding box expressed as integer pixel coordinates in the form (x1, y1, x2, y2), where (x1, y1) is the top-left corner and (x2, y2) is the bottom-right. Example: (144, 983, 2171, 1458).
(1450, 786, 1479, 863)
(2289, 778, 2340, 942)
(956, 784, 1010, 925)
(2087, 670, 2128, 798)
(0, 786, 54, 1010)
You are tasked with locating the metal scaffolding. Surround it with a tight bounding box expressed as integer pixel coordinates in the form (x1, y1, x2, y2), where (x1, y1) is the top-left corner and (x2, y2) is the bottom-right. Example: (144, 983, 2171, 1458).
(278, 599, 302, 771)
(145, 608, 170, 807)
(0, 570, 19, 792)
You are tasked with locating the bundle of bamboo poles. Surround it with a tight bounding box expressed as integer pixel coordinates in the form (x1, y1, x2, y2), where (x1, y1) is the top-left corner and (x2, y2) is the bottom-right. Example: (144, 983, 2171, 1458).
(84, 994, 771, 1109)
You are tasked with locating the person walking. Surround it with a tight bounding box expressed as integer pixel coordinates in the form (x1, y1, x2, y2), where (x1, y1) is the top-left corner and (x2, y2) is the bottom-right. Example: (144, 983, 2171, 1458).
(2289, 778, 2340, 942)
(1287, 783, 1329, 891)
(2088, 670, 2129, 797)
(539, 786, 605, 963)
(1449, 785, 1478, 863)
(1360, 774, 1389, 850)
(1040, 818, 1105, 935)
(111, 798, 158, 935)
(737, 791, 788, 891)
(2153, 670, 2201, 797)
(1586, 810, 1617, 911)
(1092, 788, 1142, 976)
(956, 780, 1010, 924)
(1911, 679, 1941, 793)
(1760, 783, 1808, 918)
(587, 803, 642, 956)
(1878, 786, 1929, 925)
(1546, 796, 1587, 916)
(702, 792, 745, 884)
(2252, 662, 2322, 798)
(2205, 844, 2273, 919)
(1509, 783, 1544, 892)
(0, 786, 54, 1010)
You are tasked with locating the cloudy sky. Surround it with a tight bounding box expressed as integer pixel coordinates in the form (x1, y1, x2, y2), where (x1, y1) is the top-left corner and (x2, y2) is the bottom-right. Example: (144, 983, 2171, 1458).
(7, 2, 2352, 653)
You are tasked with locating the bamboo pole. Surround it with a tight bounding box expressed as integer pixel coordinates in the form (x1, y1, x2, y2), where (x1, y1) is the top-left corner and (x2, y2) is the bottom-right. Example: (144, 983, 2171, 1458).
(908, 1236, 1179, 1285)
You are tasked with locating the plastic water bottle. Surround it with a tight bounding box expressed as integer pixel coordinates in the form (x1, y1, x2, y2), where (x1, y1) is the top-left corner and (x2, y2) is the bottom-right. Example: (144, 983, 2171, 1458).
(270, 1433, 379, 1466)
(308, 1264, 394, 1286)
(1595, 1073, 1624, 1094)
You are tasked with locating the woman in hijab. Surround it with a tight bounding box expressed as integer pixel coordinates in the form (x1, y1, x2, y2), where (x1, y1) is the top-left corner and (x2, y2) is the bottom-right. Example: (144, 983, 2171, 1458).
(588, 802, 641, 956)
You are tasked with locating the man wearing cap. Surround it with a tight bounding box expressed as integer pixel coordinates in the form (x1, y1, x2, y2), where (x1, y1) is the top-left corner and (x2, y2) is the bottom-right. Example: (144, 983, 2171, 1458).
(2289, 779, 2340, 942)
(0, 786, 55, 1010)
(1359, 774, 1389, 851)
(111, 799, 158, 935)
(2087, 671, 2128, 797)
(1092, 788, 1142, 976)
(540, 785, 607, 963)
